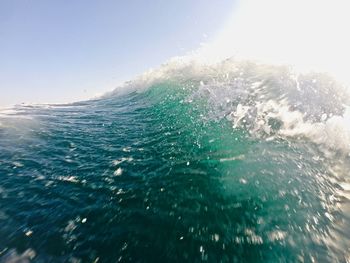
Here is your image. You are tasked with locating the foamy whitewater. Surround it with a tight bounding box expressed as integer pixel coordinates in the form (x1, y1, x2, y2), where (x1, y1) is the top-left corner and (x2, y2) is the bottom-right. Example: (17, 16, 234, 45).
(1, 56, 350, 262)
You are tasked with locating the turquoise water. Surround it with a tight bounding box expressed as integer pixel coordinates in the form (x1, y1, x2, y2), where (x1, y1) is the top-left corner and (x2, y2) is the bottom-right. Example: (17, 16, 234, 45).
(1, 61, 350, 262)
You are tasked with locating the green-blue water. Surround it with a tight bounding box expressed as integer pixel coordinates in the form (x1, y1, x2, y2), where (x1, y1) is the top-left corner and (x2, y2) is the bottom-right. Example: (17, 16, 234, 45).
(1, 61, 350, 262)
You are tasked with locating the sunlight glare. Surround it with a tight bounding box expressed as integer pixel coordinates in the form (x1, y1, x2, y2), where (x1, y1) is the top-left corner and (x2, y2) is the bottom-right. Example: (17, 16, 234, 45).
(202, 0, 350, 85)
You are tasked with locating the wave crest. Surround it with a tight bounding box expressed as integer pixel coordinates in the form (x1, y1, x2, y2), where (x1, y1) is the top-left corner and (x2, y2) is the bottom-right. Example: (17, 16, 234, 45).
(108, 58, 350, 154)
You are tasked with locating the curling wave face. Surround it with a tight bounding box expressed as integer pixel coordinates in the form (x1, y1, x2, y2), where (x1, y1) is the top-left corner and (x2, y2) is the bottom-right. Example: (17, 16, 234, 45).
(109, 58, 350, 154)
(0, 58, 350, 262)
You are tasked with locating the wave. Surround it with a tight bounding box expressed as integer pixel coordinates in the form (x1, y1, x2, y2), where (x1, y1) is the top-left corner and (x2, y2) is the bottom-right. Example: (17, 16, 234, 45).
(104, 57, 350, 155)
(1, 56, 350, 262)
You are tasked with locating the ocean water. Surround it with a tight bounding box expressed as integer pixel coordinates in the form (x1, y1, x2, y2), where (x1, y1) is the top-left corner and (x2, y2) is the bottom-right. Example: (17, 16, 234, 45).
(1, 59, 350, 262)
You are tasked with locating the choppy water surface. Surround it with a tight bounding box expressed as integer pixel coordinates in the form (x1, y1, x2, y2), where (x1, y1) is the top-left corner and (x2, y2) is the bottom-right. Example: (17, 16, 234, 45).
(1, 60, 350, 262)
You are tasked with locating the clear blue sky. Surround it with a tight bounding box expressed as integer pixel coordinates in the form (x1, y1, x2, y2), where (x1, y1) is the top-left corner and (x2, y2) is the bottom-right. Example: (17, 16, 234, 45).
(0, 0, 236, 107)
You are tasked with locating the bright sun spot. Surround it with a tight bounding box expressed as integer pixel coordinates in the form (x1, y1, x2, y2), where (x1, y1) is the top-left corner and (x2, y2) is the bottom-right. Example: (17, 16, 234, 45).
(201, 0, 350, 85)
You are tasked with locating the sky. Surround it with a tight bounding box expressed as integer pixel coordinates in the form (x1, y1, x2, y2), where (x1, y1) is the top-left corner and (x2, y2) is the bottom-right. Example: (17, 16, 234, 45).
(0, 0, 236, 107)
(207, 0, 350, 80)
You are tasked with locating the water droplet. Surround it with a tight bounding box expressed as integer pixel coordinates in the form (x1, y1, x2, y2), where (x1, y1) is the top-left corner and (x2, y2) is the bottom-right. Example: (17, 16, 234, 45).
(214, 234, 220, 242)
(25, 230, 33, 236)
(114, 168, 123, 176)
(239, 178, 247, 184)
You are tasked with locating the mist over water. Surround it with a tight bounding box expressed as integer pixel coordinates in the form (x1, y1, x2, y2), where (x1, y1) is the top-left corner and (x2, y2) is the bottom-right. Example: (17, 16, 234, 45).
(1, 58, 350, 262)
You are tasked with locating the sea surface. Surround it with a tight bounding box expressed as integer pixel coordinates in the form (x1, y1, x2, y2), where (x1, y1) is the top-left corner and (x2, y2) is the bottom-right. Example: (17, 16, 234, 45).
(1, 59, 350, 262)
